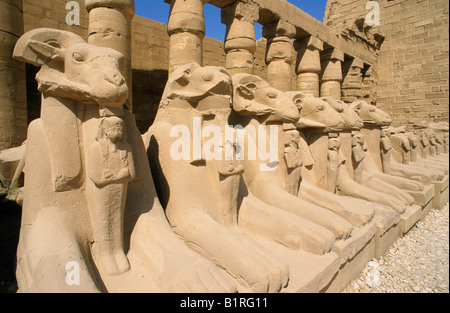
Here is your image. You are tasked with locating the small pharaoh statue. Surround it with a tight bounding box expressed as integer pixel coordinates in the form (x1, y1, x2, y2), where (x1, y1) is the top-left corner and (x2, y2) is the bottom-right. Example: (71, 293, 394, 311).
(283, 124, 303, 195)
(327, 133, 344, 193)
(398, 132, 411, 165)
(86, 110, 136, 275)
(419, 130, 429, 159)
(351, 131, 366, 185)
(428, 132, 438, 156)
(434, 133, 444, 155)
(407, 133, 420, 162)
(380, 128, 392, 174)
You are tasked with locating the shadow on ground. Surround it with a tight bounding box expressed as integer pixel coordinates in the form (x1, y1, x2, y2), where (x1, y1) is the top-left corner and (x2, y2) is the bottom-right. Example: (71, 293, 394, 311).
(0, 196, 21, 293)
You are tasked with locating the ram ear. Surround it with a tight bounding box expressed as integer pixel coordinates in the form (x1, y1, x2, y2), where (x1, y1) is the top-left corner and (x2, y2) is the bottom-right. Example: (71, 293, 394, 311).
(173, 63, 197, 88)
(350, 100, 363, 115)
(286, 91, 306, 111)
(13, 28, 85, 67)
(231, 74, 274, 116)
(236, 83, 256, 100)
(233, 84, 274, 116)
(25, 40, 65, 65)
(165, 62, 204, 99)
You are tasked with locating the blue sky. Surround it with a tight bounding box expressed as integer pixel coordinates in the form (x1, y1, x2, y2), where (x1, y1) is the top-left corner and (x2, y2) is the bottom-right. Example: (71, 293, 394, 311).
(135, 0, 328, 41)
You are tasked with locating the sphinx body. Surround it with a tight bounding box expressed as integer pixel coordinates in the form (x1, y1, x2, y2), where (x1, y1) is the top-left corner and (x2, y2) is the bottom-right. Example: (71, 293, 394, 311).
(389, 129, 448, 176)
(144, 63, 292, 293)
(228, 74, 353, 253)
(277, 93, 400, 232)
(14, 28, 236, 293)
(351, 101, 445, 185)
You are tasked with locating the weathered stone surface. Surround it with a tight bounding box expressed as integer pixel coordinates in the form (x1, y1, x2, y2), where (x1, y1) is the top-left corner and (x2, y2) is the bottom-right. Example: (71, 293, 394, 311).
(325, 0, 449, 127)
(1, 0, 448, 296)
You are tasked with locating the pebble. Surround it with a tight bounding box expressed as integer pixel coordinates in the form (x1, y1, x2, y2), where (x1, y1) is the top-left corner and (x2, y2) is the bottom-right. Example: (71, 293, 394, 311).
(343, 202, 449, 293)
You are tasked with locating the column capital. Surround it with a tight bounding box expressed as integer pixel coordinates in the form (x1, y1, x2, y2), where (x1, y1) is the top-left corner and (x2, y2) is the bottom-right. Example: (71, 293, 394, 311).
(221, 0, 259, 25)
(85, 0, 135, 17)
(322, 48, 345, 62)
(262, 19, 296, 39)
(266, 37, 294, 64)
(167, 0, 205, 37)
(294, 36, 323, 52)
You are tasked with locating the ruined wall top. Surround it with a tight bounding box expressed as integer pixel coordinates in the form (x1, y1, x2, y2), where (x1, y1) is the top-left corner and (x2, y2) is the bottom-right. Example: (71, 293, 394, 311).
(204, 0, 378, 66)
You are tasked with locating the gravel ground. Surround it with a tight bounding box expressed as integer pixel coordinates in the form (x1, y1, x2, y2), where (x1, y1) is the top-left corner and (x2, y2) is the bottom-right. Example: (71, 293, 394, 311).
(343, 202, 449, 293)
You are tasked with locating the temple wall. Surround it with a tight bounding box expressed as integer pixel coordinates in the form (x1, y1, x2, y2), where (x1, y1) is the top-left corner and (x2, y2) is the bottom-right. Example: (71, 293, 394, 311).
(325, 0, 449, 127)
(20, 0, 273, 132)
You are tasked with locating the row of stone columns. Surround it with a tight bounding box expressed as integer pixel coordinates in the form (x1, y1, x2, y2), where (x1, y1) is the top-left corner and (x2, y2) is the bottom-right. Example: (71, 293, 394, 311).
(84, 0, 366, 110)
(166, 0, 366, 100)
(0, 0, 366, 151)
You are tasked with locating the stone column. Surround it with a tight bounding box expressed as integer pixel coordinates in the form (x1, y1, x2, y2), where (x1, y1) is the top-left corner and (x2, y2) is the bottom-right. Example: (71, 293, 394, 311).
(0, 0, 27, 151)
(320, 48, 344, 100)
(86, 0, 135, 111)
(341, 57, 364, 103)
(166, 0, 205, 75)
(294, 36, 323, 97)
(263, 20, 296, 92)
(221, 0, 259, 76)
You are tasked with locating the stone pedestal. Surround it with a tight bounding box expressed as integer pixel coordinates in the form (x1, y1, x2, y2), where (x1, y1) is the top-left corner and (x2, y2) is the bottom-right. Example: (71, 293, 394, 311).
(323, 222, 376, 293)
(432, 175, 449, 210)
(248, 237, 342, 293)
(407, 183, 436, 220)
(398, 205, 422, 237)
(374, 223, 399, 259)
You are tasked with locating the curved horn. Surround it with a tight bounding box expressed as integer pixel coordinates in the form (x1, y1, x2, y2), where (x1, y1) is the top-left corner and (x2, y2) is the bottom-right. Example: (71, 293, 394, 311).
(13, 28, 85, 67)
(232, 73, 275, 116)
(285, 91, 307, 111)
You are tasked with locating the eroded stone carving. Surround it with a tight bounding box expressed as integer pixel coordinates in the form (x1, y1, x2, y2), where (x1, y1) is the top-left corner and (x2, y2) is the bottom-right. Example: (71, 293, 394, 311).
(86, 112, 136, 275)
(350, 100, 436, 186)
(231, 74, 349, 255)
(380, 128, 392, 174)
(286, 92, 376, 228)
(298, 97, 404, 215)
(351, 131, 365, 184)
(389, 127, 448, 176)
(144, 63, 289, 293)
(14, 29, 236, 293)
